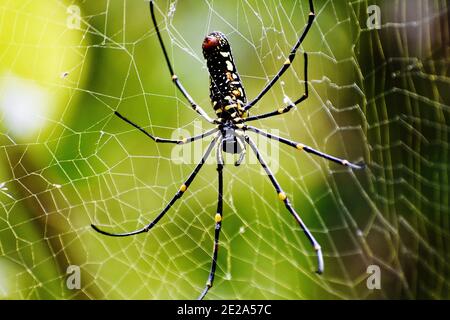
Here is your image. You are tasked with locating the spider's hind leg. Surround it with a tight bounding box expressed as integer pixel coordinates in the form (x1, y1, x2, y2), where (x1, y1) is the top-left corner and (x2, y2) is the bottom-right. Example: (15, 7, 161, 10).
(148, 1, 214, 124)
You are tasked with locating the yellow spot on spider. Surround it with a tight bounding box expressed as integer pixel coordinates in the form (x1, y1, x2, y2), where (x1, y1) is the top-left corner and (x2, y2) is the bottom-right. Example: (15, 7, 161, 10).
(296, 143, 304, 150)
(278, 192, 287, 201)
(172, 74, 178, 80)
(215, 214, 222, 223)
(277, 108, 285, 114)
(284, 58, 291, 65)
(215, 109, 223, 114)
(236, 123, 244, 129)
(232, 89, 241, 97)
(225, 104, 236, 111)
(342, 160, 350, 166)
(180, 184, 187, 192)
(181, 137, 187, 144)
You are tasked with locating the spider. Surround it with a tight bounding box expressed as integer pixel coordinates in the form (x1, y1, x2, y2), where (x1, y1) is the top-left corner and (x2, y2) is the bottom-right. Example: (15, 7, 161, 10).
(91, 0, 364, 300)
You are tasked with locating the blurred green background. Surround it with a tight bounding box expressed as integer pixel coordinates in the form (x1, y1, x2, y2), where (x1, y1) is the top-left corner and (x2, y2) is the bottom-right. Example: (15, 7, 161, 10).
(0, 0, 448, 299)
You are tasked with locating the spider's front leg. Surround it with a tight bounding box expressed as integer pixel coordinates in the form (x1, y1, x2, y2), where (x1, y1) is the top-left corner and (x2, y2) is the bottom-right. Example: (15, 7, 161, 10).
(198, 139, 225, 300)
(245, 135, 324, 274)
(91, 134, 220, 237)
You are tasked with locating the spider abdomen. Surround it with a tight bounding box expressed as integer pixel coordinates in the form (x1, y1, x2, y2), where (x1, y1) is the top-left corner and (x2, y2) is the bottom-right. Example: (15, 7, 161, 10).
(202, 31, 248, 121)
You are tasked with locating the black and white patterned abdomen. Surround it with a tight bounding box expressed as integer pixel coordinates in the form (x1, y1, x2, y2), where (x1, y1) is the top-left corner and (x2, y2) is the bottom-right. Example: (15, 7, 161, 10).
(202, 32, 248, 120)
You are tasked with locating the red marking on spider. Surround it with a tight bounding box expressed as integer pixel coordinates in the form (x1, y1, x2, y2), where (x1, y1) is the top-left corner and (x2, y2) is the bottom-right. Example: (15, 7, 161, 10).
(202, 35, 219, 50)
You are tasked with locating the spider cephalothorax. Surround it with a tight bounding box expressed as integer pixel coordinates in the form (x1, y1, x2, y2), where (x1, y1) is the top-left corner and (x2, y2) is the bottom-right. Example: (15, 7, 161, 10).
(202, 31, 248, 122)
(92, 0, 365, 300)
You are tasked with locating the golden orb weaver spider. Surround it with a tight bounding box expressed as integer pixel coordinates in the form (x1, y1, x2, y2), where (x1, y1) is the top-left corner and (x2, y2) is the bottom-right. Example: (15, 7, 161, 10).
(91, 0, 365, 300)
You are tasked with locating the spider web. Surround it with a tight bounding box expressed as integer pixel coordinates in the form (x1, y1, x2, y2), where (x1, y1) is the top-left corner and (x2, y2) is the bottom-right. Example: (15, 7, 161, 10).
(0, 0, 448, 299)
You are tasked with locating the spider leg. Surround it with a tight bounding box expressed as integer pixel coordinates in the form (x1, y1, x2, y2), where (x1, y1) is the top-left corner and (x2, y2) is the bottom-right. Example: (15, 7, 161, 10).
(246, 125, 365, 169)
(245, 135, 324, 274)
(91, 134, 220, 237)
(234, 132, 247, 166)
(198, 139, 225, 300)
(149, 1, 215, 124)
(244, 0, 315, 112)
(241, 52, 309, 123)
(114, 110, 217, 144)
